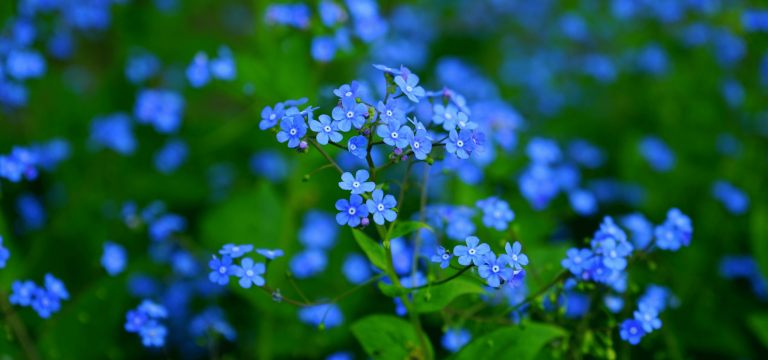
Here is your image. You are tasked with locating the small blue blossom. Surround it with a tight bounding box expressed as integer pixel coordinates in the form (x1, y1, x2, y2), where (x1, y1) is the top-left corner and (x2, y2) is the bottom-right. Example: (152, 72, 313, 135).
(446, 129, 476, 159)
(45, 273, 69, 301)
(347, 135, 368, 159)
(377, 101, 405, 124)
(654, 223, 680, 251)
(407, 129, 432, 160)
(377, 119, 411, 148)
(9, 280, 36, 306)
(441, 327, 472, 353)
(638, 135, 676, 172)
(186, 52, 210, 88)
(506, 269, 527, 288)
(334, 81, 361, 99)
(620, 319, 646, 345)
(153, 138, 188, 174)
(232, 257, 266, 289)
(210, 45, 236, 81)
(504, 241, 529, 270)
(259, 103, 285, 130)
(31, 288, 60, 318)
(124, 310, 149, 333)
(366, 189, 397, 225)
(138, 299, 168, 318)
(139, 320, 167, 347)
(256, 248, 284, 260)
(569, 190, 598, 216)
(276, 115, 308, 149)
(134, 89, 185, 134)
(298, 210, 339, 249)
(562, 248, 593, 275)
(290, 249, 328, 279)
(372, 64, 403, 74)
(453, 236, 491, 266)
(394, 72, 425, 102)
(431, 246, 453, 269)
(478, 251, 513, 287)
(148, 214, 187, 241)
(342, 253, 372, 285)
(339, 170, 375, 194)
(478, 198, 514, 230)
(0, 235, 8, 268)
(220, 244, 254, 258)
(604, 294, 625, 313)
(526, 137, 561, 164)
(208, 255, 238, 285)
(309, 114, 343, 145)
(444, 112, 476, 131)
(335, 195, 370, 227)
(634, 302, 662, 333)
(88, 113, 137, 156)
(593, 215, 628, 247)
(101, 241, 128, 276)
(601, 239, 632, 271)
(432, 103, 459, 126)
(297, 303, 344, 328)
(332, 97, 368, 131)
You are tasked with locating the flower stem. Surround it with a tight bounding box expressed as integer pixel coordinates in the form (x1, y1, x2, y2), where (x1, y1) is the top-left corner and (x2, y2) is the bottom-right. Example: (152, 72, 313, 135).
(0, 286, 41, 360)
(308, 138, 344, 174)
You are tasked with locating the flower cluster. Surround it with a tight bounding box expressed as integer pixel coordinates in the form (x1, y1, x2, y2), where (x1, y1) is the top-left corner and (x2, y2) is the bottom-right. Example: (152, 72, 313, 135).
(0, 139, 71, 184)
(619, 285, 678, 345)
(719, 254, 768, 301)
(124, 300, 169, 348)
(9, 273, 69, 319)
(185, 45, 237, 88)
(429, 237, 529, 289)
(208, 243, 277, 289)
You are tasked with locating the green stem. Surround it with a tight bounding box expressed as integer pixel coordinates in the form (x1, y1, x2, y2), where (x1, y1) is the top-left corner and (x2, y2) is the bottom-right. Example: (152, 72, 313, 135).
(0, 286, 41, 360)
(308, 138, 344, 174)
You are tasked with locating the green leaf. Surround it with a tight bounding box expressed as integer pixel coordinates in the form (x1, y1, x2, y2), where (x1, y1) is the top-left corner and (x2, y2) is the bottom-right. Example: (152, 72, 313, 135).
(352, 229, 388, 271)
(351, 314, 434, 360)
(751, 204, 768, 278)
(389, 221, 433, 240)
(748, 313, 768, 349)
(446, 323, 567, 360)
(413, 278, 485, 313)
(378, 282, 410, 298)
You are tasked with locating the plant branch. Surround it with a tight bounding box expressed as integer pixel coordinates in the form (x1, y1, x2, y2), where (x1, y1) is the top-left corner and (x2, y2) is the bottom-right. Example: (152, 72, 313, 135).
(308, 139, 344, 175)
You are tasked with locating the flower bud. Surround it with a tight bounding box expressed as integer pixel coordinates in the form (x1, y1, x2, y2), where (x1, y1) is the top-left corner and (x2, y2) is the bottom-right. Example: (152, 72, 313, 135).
(361, 217, 370, 227)
(394, 147, 402, 155)
(299, 141, 308, 150)
(427, 157, 434, 165)
(363, 128, 370, 135)
(402, 154, 408, 161)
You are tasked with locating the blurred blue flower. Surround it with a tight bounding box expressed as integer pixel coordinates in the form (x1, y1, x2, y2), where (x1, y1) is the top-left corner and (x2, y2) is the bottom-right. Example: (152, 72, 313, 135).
(0, 235, 8, 268)
(249, 149, 291, 183)
(134, 89, 185, 134)
(125, 48, 161, 84)
(620, 319, 646, 345)
(148, 214, 187, 241)
(604, 294, 624, 313)
(342, 253, 371, 285)
(220, 244, 254, 258)
(564, 291, 590, 319)
(638, 135, 676, 172)
(297, 303, 344, 328)
(441, 327, 472, 353)
(139, 320, 167, 347)
(634, 302, 662, 333)
(347, 135, 368, 159)
(298, 210, 339, 249)
(101, 241, 128, 276)
(16, 192, 46, 231)
(31, 288, 60, 318)
(9, 280, 36, 306)
(210, 45, 236, 81)
(256, 248, 284, 260)
(89, 113, 137, 156)
(562, 248, 593, 275)
(711, 180, 750, 215)
(153, 138, 188, 174)
(6, 49, 46, 80)
(377, 101, 405, 124)
(186, 51, 210, 88)
(569, 190, 597, 216)
(290, 249, 328, 279)
(567, 139, 606, 169)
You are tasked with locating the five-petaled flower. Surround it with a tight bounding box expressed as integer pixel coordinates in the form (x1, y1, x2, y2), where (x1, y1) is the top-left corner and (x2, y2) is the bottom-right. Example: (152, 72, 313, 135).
(377, 119, 411, 149)
(454, 236, 491, 266)
(432, 103, 459, 127)
(431, 246, 453, 269)
(407, 129, 432, 160)
(601, 239, 632, 271)
(208, 255, 238, 285)
(260, 103, 285, 130)
(504, 241, 529, 270)
(220, 244, 254, 258)
(232, 257, 266, 288)
(562, 248, 593, 275)
(620, 319, 646, 345)
(446, 129, 476, 159)
(335, 195, 370, 227)
(347, 135, 368, 159)
(377, 101, 405, 124)
(276, 115, 308, 148)
(633, 302, 662, 333)
(333, 81, 361, 99)
(394, 72, 425, 102)
(332, 97, 368, 131)
(309, 114, 343, 145)
(339, 170, 375, 194)
(366, 189, 397, 225)
(478, 251, 513, 287)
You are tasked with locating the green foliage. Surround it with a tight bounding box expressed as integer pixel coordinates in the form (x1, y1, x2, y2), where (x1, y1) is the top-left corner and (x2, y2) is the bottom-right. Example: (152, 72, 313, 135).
(446, 323, 568, 360)
(351, 314, 435, 360)
(352, 229, 389, 271)
(413, 278, 485, 313)
(388, 221, 433, 240)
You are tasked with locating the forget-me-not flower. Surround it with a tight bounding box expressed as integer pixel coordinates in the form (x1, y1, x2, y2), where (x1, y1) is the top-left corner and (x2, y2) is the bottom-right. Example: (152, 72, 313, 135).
(260, 104, 285, 130)
(480, 199, 515, 230)
(208, 255, 238, 285)
(372, 64, 403, 74)
(339, 170, 375, 194)
(504, 241, 529, 270)
(332, 97, 368, 131)
(31, 288, 60, 318)
(347, 135, 368, 159)
(478, 251, 513, 287)
(0, 235, 9, 268)
(601, 239, 632, 271)
(220, 244, 254, 258)
(447, 129, 476, 159)
(138, 300, 168, 318)
(633, 302, 662, 333)
(377, 119, 411, 149)
(232, 257, 266, 288)
(432, 103, 459, 126)
(139, 320, 167, 347)
(366, 189, 397, 225)
(124, 309, 149, 333)
(453, 236, 491, 266)
(9, 280, 36, 306)
(444, 112, 476, 131)
(620, 319, 646, 345)
(506, 269, 527, 288)
(276, 115, 308, 148)
(256, 248, 284, 260)
(333, 81, 361, 99)
(45, 273, 69, 300)
(335, 195, 369, 227)
(407, 129, 432, 160)
(394, 72, 425, 102)
(101, 241, 128, 276)
(562, 248, 593, 275)
(431, 246, 453, 269)
(377, 101, 404, 124)
(309, 114, 343, 145)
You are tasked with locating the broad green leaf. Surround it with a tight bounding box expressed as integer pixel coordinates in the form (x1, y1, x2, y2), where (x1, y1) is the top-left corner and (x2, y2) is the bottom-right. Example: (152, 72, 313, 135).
(351, 314, 434, 360)
(747, 313, 768, 349)
(413, 278, 485, 313)
(389, 221, 433, 240)
(751, 205, 768, 278)
(447, 323, 567, 360)
(352, 229, 388, 271)
(378, 282, 410, 297)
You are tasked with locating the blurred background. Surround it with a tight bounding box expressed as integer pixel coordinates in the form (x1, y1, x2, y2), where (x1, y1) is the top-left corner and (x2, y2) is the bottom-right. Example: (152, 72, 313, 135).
(0, 0, 767, 359)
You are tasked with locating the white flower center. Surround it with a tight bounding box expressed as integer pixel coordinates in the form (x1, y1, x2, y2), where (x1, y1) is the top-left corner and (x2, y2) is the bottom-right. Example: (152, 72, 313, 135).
(346, 111, 354, 118)
(406, 86, 413, 92)
(386, 110, 392, 116)
(233, 247, 239, 252)
(630, 327, 637, 335)
(348, 208, 356, 215)
(377, 204, 384, 211)
(269, 114, 276, 120)
(442, 254, 450, 260)
(246, 270, 254, 277)
(219, 266, 227, 274)
(290, 129, 297, 135)
(345, 91, 352, 97)
(574, 257, 582, 263)
(352, 181, 360, 188)
(492, 265, 499, 272)
(644, 314, 650, 321)
(445, 113, 452, 119)
(324, 126, 331, 132)
(468, 249, 476, 255)
(457, 140, 464, 147)
(512, 254, 518, 261)
(391, 132, 398, 138)
(610, 250, 617, 258)
(413, 141, 420, 149)
(350, 144, 356, 150)
(459, 121, 466, 127)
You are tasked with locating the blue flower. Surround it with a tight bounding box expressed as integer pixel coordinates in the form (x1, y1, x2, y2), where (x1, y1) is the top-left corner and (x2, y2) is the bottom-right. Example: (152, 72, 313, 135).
(124, 310, 149, 333)
(407, 129, 432, 160)
(186, 51, 210, 88)
(220, 244, 254, 258)
(16, 193, 46, 231)
(568, 190, 598, 216)
(377, 119, 411, 149)
(654, 223, 681, 251)
(504, 241, 529, 270)
(9, 280, 36, 306)
(393, 296, 407, 316)
(593, 215, 628, 247)
(5, 50, 46, 80)
(276, 115, 308, 149)
(444, 112, 477, 131)
(562, 248, 593, 275)
(298, 303, 344, 328)
(394, 73, 425, 102)
(232, 257, 266, 289)
(638, 135, 676, 172)
(446, 129, 476, 159)
(408, 117, 433, 140)
(45, 273, 69, 300)
(506, 269, 527, 288)
(210, 45, 236, 81)
(148, 214, 187, 241)
(372, 64, 403, 74)
(290, 249, 328, 279)
(153, 138, 188, 174)
(256, 248, 284, 260)
(298, 210, 339, 249)
(526, 137, 561, 164)
(666, 208, 692, 246)
(366, 189, 397, 225)
(335, 195, 370, 227)
(634, 302, 662, 333)
(88, 113, 137, 156)
(432, 103, 459, 126)
(431, 246, 453, 269)
(208, 255, 238, 285)
(326, 351, 355, 360)
(133, 89, 185, 134)
(101, 241, 128, 276)
(249, 149, 291, 183)
(0, 235, 9, 268)
(441, 327, 472, 353)
(377, 101, 405, 124)
(339, 170, 375, 194)
(453, 236, 491, 266)
(347, 135, 368, 159)
(333, 81, 361, 99)
(478, 198, 514, 231)
(604, 294, 625, 313)
(124, 49, 161, 84)
(332, 97, 368, 131)
(259, 103, 285, 130)
(342, 253, 372, 285)
(309, 114, 343, 145)
(478, 251, 513, 287)
(139, 320, 167, 347)
(620, 319, 646, 345)
(138, 299, 168, 318)
(601, 239, 632, 271)
(31, 288, 60, 318)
